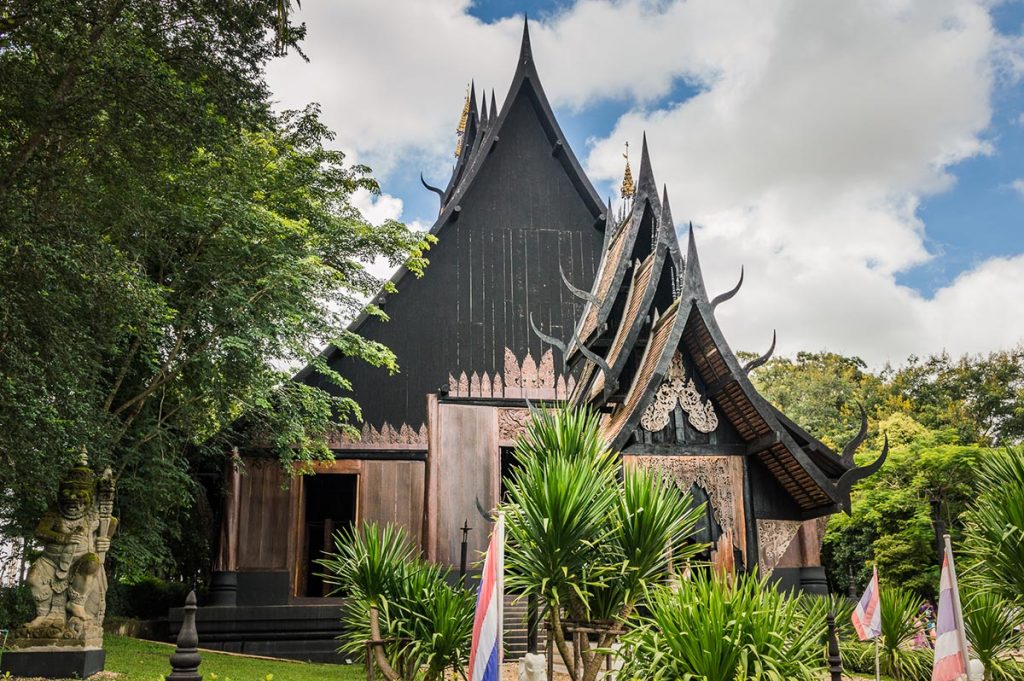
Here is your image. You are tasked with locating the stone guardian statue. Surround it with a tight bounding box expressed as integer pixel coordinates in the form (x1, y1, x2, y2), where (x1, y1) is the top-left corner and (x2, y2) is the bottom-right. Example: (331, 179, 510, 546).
(14, 448, 117, 647)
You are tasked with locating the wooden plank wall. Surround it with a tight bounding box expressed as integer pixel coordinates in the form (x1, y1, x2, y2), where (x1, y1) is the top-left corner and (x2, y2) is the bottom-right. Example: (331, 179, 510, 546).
(236, 458, 293, 570)
(433, 404, 498, 567)
(359, 460, 425, 545)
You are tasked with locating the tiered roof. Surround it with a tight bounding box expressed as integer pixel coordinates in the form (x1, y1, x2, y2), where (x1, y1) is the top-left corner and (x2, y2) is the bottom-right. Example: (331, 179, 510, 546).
(542, 147, 885, 518)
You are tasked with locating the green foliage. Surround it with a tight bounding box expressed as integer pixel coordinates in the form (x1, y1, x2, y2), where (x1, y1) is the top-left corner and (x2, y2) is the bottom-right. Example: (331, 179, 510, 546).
(502, 406, 705, 681)
(0, 585, 34, 629)
(962, 590, 1024, 681)
(105, 577, 192, 620)
(0, 2, 432, 580)
(876, 586, 927, 681)
(963, 447, 1024, 604)
(886, 350, 1024, 447)
(822, 439, 991, 599)
(749, 351, 887, 449)
(839, 586, 930, 681)
(618, 573, 828, 681)
(318, 522, 473, 681)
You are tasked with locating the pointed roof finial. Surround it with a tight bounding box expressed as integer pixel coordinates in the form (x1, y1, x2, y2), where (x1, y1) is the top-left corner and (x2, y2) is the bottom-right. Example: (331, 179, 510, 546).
(519, 14, 533, 66)
(620, 141, 635, 200)
(455, 84, 470, 157)
(480, 92, 488, 123)
(636, 132, 656, 198)
(490, 89, 497, 124)
(660, 184, 673, 228)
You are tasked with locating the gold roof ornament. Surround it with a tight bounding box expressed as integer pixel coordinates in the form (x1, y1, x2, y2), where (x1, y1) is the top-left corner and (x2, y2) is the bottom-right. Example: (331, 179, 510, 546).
(455, 85, 470, 157)
(620, 141, 635, 199)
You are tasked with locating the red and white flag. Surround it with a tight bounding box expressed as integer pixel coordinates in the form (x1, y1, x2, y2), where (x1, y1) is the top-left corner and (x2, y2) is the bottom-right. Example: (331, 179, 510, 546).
(468, 512, 504, 681)
(933, 541, 968, 681)
(852, 566, 882, 641)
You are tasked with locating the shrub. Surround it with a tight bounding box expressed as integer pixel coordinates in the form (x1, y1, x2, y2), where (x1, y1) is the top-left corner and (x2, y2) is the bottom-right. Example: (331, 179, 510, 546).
(319, 522, 474, 681)
(106, 577, 191, 619)
(618, 573, 827, 681)
(0, 584, 34, 629)
(963, 590, 1024, 681)
(840, 586, 929, 681)
(964, 447, 1024, 604)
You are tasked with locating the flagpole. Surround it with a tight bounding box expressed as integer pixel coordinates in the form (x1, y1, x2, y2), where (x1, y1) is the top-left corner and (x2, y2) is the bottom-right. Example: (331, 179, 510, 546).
(497, 511, 505, 666)
(874, 637, 880, 681)
(943, 534, 970, 675)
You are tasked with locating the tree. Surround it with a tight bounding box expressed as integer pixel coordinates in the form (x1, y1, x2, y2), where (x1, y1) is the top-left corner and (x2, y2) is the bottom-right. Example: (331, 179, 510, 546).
(748, 351, 889, 449)
(822, 431, 988, 598)
(885, 350, 1024, 446)
(502, 406, 704, 681)
(0, 1, 431, 579)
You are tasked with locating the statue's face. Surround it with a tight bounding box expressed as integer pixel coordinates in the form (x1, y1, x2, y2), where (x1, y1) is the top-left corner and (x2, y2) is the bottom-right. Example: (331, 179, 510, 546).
(58, 486, 90, 520)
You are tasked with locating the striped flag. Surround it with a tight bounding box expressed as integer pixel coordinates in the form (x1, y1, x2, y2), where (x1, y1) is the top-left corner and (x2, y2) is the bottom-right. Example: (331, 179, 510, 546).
(933, 540, 968, 681)
(468, 512, 504, 681)
(852, 566, 882, 641)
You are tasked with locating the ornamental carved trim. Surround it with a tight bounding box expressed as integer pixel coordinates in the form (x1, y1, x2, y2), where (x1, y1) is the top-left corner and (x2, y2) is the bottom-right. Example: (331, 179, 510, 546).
(448, 348, 575, 400)
(640, 353, 718, 434)
(498, 408, 532, 442)
(329, 422, 428, 449)
(756, 519, 803, 575)
(633, 455, 736, 540)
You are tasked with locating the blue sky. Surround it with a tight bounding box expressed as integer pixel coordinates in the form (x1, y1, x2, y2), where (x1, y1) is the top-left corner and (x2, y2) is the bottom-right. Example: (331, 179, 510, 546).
(268, 0, 1024, 364)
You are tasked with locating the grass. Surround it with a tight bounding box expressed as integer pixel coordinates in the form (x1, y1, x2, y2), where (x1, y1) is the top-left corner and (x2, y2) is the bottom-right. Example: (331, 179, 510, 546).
(3, 634, 893, 681)
(97, 635, 362, 681)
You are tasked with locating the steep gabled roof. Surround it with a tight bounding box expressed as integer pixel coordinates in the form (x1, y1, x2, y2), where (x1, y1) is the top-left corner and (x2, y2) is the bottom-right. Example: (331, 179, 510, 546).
(295, 17, 607, 386)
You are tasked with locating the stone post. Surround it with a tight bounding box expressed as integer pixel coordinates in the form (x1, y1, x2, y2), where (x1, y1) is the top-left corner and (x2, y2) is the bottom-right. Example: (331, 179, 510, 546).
(168, 591, 202, 681)
(827, 608, 843, 681)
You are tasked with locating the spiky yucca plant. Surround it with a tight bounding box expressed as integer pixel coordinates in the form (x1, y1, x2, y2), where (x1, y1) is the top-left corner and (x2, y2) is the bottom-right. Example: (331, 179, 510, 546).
(963, 590, 1024, 681)
(318, 522, 474, 681)
(964, 447, 1024, 604)
(619, 572, 827, 681)
(877, 586, 929, 681)
(502, 406, 705, 681)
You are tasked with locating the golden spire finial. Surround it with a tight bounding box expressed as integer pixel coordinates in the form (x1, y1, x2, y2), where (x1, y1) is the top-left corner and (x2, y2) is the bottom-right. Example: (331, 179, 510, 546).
(455, 85, 470, 157)
(620, 141, 635, 199)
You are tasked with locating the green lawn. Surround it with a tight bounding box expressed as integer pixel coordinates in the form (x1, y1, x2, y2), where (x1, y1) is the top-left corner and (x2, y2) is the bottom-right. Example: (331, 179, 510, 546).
(100, 635, 363, 681)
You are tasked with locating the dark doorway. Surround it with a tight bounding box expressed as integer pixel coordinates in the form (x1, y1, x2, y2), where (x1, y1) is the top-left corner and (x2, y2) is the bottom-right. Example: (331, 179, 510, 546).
(304, 474, 357, 597)
(500, 447, 518, 501)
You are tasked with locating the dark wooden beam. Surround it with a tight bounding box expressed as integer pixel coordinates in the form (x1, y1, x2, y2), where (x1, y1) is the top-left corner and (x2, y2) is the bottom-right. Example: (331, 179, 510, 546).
(745, 432, 782, 455)
(622, 443, 747, 457)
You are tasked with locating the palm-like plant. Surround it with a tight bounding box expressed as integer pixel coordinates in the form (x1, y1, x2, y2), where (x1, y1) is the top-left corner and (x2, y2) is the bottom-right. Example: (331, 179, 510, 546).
(963, 590, 1024, 681)
(877, 586, 929, 681)
(319, 522, 474, 681)
(964, 447, 1024, 604)
(619, 572, 827, 681)
(502, 406, 704, 681)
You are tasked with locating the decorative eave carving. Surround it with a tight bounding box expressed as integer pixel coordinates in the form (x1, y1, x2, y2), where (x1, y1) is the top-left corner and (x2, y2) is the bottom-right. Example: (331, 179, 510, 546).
(640, 353, 718, 434)
(447, 348, 575, 400)
(756, 519, 803, 576)
(328, 422, 428, 450)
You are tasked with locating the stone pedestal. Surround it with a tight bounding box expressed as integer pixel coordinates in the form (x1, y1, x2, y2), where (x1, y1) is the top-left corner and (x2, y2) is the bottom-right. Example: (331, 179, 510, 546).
(207, 571, 238, 607)
(0, 647, 105, 679)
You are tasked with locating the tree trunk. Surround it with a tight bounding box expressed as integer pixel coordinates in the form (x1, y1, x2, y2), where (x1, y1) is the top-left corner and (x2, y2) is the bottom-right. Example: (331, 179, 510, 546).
(368, 606, 402, 681)
(549, 608, 578, 681)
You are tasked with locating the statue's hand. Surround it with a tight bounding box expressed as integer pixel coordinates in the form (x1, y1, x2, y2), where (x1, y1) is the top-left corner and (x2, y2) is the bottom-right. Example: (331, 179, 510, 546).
(95, 537, 110, 553)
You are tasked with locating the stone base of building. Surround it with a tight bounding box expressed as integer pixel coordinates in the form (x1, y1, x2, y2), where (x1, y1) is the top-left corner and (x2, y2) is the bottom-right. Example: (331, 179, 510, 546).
(0, 647, 105, 679)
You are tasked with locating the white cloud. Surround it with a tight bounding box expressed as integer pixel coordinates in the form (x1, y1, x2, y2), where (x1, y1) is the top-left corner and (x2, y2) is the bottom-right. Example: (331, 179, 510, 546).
(269, 0, 1024, 366)
(583, 0, 1024, 365)
(1012, 178, 1024, 196)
